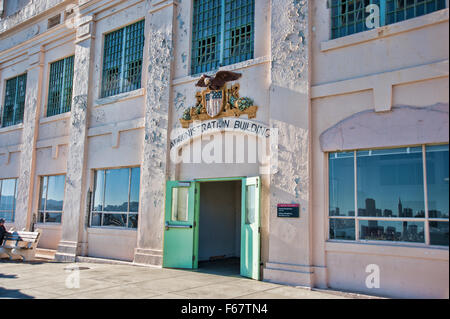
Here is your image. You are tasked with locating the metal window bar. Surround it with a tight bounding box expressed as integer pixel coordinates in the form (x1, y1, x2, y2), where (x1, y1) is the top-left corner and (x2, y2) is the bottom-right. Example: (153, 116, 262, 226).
(47, 56, 74, 117)
(101, 20, 145, 98)
(223, 0, 254, 66)
(1, 74, 27, 128)
(385, 0, 446, 24)
(331, 0, 446, 39)
(191, 0, 222, 74)
(331, 0, 380, 39)
(123, 20, 145, 93)
(191, 0, 255, 75)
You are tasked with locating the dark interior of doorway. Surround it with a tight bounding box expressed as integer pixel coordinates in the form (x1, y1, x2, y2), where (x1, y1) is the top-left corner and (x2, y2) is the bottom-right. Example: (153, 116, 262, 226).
(197, 180, 242, 276)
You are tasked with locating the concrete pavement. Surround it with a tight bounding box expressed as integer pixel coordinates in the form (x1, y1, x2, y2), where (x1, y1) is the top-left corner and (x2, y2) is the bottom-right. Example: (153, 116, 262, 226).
(0, 258, 381, 299)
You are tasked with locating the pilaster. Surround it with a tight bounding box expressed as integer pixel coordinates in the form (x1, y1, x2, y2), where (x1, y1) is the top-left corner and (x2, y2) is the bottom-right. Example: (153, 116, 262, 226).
(134, 0, 177, 266)
(264, 0, 314, 287)
(14, 45, 44, 230)
(55, 14, 95, 262)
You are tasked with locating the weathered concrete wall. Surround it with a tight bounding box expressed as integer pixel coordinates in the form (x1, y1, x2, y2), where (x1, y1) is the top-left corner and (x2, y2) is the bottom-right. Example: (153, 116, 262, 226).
(263, 0, 312, 287)
(134, 0, 175, 266)
(55, 11, 94, 261)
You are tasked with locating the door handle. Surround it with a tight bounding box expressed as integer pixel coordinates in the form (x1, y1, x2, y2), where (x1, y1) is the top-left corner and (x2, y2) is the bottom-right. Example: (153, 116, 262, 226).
(165, 222, 193, 231)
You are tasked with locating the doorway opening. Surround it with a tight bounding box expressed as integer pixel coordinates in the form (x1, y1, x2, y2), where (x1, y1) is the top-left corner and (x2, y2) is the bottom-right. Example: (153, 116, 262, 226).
(197, 180, 242, 276)
(163, 176, 260, 280)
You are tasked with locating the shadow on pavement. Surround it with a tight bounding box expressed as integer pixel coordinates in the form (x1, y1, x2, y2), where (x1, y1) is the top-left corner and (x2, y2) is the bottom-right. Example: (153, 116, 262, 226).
(0, 287, 34, 299)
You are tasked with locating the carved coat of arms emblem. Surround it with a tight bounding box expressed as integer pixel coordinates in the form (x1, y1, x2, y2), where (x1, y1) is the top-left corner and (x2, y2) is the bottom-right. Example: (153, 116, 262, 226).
(205, 90, 224, 118)
(180, 71, 259, 128)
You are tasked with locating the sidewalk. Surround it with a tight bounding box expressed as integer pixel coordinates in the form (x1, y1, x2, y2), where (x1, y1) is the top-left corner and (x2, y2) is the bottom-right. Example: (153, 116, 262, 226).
(0, 259, 382, 299)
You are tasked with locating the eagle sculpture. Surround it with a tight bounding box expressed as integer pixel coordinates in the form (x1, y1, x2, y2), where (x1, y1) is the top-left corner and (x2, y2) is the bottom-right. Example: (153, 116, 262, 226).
(195, 70, 242, 90)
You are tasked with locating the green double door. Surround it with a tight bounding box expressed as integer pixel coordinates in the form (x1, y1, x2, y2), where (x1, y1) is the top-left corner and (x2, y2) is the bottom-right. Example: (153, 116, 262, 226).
(162, 177, 261, 280)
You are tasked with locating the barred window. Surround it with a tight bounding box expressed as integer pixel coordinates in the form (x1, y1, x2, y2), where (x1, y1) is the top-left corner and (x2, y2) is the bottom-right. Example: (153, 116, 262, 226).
(47, 56, 74, 117)
(0, 178, 17, 223)
(38, 175, 66, 224)
(385, 0, 446, 24)
(1, 74, 27, 128)
(101, 20, 145, 98)
(191, 0, 255, 75)
(330, 0, 446, 39)
(91, 167, 140, 229)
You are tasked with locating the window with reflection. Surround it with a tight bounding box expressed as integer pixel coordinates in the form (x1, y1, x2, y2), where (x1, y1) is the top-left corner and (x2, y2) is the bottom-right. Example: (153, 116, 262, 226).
(245, 184, 256, 224)
(0, 178, 17, 222)
(91, 167, 140, 229)
(329, 144, 449, 246)
(171, 187, 189, 222)
(38, 175, 66, 223)
(426, 145, 449, 219)
(357, 147, 425, 219)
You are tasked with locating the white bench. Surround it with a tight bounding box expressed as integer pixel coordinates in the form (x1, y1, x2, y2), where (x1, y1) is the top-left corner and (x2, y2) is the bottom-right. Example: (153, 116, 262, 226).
(0, 229, 42, 261)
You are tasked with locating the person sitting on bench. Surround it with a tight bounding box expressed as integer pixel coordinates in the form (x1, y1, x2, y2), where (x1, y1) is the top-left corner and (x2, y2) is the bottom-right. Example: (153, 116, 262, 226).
(0, 218, 9, 245)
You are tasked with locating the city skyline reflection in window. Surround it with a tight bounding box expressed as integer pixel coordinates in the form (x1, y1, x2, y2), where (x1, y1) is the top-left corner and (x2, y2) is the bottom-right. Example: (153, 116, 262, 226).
(329, 151, 354, 217)
(328, 144, 448, 246)
(357, 147, 425, 218)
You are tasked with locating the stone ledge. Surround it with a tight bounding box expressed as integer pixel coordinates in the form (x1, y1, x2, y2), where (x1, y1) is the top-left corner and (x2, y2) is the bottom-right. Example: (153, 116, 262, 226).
(93, 88, 145, 108)
(0, 123, 23, 134)
(133, 248, 163, 267)
(263, 265, 314, 288)
(39, 112, 71, 125)
(172, 55, 271, 87)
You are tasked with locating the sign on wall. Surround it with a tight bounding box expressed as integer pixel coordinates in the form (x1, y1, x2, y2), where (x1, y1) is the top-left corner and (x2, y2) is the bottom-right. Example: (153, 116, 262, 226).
(277, 204, 300, 218)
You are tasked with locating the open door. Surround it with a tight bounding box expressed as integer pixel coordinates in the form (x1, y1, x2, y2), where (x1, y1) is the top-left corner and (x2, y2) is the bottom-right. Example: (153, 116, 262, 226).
(240, 176, 261, 280)
(163, 181, 199, 269)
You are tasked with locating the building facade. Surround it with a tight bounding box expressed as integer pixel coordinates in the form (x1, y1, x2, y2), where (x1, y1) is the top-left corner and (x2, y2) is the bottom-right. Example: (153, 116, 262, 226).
(0, 0, 448, 298)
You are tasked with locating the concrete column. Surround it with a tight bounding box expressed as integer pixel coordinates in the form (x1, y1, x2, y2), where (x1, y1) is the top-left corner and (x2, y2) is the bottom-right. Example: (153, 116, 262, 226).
(134, 0, 177, 265)
(263, 0, 313, 287)
(14, 45, 44, 230)
(55, 15, 94, 262)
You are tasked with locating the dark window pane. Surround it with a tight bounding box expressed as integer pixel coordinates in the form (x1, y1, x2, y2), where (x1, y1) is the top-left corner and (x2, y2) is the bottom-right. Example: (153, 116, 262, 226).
(329, 152, 355, 217)
(101, 20, 144, 97)
(0, 179, 16, 211)
(38, 212, 45, 223)
(429, 221, 449, 246)
(91, 212, 102, 226)
(330, 218, 355, 240)
(191, 0, 222, 74)
(45, 212, 62, 223)
(104, 168, 129, 212)
(128, 214, 138, 229)
(426, 145, 449, 219)
(47, 56, 74, 117)
(357, 147, 425, 218)
(360, 220, 425, 243)
(45, 175, 65, 211)
(2, 74, 27, 127)
(129, 167, 140, 212)
(103, 213, 127, 227)
(93, 171, 105, 211)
